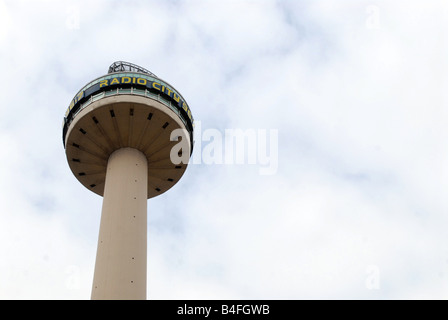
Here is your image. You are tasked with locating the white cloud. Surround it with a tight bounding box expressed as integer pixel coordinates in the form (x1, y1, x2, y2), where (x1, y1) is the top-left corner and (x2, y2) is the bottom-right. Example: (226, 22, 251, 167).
(0, 0, 447, 299)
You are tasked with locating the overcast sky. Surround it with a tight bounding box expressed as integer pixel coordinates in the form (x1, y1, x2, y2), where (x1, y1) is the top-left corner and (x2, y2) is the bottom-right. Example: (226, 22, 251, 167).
(0, 0, 447, 299)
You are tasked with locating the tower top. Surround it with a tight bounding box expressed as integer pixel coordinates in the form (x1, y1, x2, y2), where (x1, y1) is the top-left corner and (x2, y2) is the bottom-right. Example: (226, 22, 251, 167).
(63, 62, 194, 198)
(108, 61, 157, 77)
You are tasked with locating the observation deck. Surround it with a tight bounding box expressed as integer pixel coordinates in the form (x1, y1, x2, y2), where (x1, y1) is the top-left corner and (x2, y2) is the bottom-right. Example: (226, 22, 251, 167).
(63, 61, 194, 198)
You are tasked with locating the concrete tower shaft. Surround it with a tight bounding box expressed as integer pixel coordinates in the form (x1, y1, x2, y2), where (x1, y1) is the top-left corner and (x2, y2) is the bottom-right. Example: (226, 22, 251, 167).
(92, 148, 148, 300)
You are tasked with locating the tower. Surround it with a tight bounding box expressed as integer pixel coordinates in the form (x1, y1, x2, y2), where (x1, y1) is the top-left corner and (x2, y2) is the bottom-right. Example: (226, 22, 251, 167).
(62, 61, 194, 300)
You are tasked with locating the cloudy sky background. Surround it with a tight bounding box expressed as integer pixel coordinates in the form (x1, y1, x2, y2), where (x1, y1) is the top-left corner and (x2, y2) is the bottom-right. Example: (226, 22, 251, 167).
(0, 0, 447, 299)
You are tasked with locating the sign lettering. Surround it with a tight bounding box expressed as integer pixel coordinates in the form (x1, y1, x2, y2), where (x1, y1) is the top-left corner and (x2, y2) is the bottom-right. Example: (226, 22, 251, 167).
(64, 74, 194, 128)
